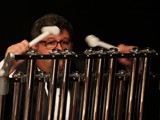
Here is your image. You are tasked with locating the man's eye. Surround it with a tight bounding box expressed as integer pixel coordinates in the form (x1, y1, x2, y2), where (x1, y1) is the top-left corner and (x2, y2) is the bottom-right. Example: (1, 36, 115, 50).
(47, 41, 57, 45)
(61, 41, 69, 45)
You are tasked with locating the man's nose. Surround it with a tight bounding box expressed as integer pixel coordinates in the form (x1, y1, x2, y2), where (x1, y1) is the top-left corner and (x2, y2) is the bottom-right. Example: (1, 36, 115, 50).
(55, 43, 63, 51)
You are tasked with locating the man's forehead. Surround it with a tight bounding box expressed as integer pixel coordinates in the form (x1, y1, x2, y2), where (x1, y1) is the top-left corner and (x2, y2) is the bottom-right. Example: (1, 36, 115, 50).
(45, 34, 70, 41)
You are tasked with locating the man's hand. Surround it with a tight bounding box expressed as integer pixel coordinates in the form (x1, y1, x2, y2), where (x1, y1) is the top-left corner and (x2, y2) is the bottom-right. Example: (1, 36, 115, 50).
(4, 40, 29, 73)
(117, 44, 138, 67)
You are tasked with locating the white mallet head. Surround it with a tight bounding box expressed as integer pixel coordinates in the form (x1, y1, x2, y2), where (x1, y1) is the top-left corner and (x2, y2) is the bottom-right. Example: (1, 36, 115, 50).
(85, 34, 100, 47)
(41, 26, 60, 35)
(85, 34, 118, 50)
(29, 26, 60, 47)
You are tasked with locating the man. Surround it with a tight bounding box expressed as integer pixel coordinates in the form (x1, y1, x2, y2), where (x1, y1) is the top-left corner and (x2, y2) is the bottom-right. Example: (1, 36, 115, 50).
(0, 13, 137, 120)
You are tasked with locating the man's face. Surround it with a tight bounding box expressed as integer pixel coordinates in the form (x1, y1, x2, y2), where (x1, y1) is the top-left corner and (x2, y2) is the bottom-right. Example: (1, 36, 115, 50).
(34, 29, 72, 73)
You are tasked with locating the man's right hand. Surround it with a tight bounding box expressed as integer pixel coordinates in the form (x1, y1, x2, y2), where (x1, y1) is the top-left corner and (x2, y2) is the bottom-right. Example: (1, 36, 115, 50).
(4, 40, 29, 74)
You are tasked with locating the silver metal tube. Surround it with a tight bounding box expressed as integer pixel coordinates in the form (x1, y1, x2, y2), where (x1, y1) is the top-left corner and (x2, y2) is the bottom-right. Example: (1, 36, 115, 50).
(47, 59, 59, 120)
(0, 48, 157, 120)
(93, 57, 104, 120)
(81, 58, 92, 120)
(59, 58, 70, 120)
(23, 59, 35, 120)
(104, 57, 114, 120)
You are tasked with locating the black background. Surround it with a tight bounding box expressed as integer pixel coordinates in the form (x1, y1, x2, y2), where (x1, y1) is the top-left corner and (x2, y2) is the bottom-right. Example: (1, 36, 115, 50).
(0, 0, 159, 119)
(1, 1, 160, 55)
(1, 0, 160, 73)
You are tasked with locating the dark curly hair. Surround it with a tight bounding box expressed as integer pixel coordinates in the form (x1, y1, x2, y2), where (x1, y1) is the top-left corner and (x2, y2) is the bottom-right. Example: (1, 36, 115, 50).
(31, 13, 73, 41)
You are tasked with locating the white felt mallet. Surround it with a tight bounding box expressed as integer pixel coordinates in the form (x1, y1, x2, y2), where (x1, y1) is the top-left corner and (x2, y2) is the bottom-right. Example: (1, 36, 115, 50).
(29, 26, 60, 47)
(85, 34, 119, 51)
